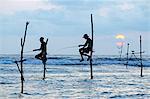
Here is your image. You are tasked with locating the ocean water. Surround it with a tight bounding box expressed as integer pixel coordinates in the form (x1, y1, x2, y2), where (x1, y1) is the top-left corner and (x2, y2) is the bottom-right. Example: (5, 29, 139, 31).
(0, 55, 150, 99)
(0, 54, 150, 66)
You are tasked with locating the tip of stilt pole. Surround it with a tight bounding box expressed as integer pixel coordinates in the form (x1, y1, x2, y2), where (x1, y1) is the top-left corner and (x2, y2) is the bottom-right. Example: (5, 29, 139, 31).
(26, 21, 29, 25)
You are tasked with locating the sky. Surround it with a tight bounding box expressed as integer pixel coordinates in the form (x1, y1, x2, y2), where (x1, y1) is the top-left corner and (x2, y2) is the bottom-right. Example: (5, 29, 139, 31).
(0, 0, 150, 55)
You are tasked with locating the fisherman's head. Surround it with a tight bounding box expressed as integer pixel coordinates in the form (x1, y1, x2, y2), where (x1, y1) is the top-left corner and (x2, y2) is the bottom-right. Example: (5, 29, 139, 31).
(83, 34, 89, 39)
(40, 37, 44, 43)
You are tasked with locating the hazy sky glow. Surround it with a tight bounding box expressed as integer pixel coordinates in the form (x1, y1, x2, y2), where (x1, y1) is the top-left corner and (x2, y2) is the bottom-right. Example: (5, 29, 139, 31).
(0, 0, 149, 55)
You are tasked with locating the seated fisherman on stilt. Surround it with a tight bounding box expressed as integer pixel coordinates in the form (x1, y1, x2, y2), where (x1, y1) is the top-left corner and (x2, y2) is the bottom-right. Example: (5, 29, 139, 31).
(79, 34, 92, 62)
(33, 37, 47, 62)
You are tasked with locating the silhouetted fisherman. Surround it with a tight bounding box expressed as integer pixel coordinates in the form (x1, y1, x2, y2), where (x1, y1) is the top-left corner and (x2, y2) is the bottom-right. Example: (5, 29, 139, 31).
(33, 37, 47, 62)
(79, 34, 92, 62)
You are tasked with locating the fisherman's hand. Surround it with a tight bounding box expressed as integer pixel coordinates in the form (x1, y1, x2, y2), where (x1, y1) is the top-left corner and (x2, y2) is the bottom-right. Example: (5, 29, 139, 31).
(78, 45, 82, 47)
(33, 49, 37, 51)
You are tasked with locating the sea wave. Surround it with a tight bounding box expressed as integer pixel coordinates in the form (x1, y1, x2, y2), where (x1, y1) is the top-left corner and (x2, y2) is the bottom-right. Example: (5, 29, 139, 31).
(0, 55, 150, 67)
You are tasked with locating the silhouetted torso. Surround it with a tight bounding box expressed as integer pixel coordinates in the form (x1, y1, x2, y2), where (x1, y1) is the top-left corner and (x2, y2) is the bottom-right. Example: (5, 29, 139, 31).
(84, 38, 92, 50)
(40, 41, 47, 54)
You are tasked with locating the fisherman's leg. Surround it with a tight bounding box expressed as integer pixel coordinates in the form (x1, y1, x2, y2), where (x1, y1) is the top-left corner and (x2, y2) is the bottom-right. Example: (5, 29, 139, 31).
(87, 55, 91, 61)
(83, 48, 91, 61)
(42, 55, 47, 63)
(82, 53, 91, 61)
(79, 48, 84, 62)
(35, 53, 42, 60)
(83, 53, 90, 57)
(35, 55, 39, 59)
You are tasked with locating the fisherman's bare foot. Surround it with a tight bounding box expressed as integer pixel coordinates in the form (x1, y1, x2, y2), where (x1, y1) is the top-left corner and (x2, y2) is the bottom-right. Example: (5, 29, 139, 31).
(80, 59, 84, 62)
(87, 56, 91, 61)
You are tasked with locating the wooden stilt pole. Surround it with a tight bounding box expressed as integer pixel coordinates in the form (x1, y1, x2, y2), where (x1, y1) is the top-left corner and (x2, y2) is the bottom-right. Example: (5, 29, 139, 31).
(90, 14, 94, 79)
(43, 61, 46, 80)
(20, 22, 29, 93)
(126, 43, 129, 68)
(140, 35, 143, 77)
(119, 43, 123, 61)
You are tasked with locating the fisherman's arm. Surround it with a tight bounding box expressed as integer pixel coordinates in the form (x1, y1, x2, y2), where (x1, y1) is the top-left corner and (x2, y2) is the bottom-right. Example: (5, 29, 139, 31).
(78, 44, 84, 47)
(33, 45, 42, 51)
(33, 49, 40, 51)
(83, 41, 88, 48)
(78, 42, 87, 48)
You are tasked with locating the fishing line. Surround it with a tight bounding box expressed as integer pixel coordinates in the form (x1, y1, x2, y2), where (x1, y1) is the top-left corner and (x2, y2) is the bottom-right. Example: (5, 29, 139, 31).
(58, 45, 78, 50)
(50, 45, 78, 54)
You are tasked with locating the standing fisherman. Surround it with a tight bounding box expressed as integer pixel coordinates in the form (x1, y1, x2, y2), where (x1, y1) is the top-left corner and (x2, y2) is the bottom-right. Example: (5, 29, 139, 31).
(33, 37, 47, 62)
(79, 34, 92, 62)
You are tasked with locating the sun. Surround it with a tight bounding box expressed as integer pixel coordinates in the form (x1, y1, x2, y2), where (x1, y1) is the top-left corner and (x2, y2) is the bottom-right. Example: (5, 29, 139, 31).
(115, 34, 125, 39)
(116, 42, 124, 46)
